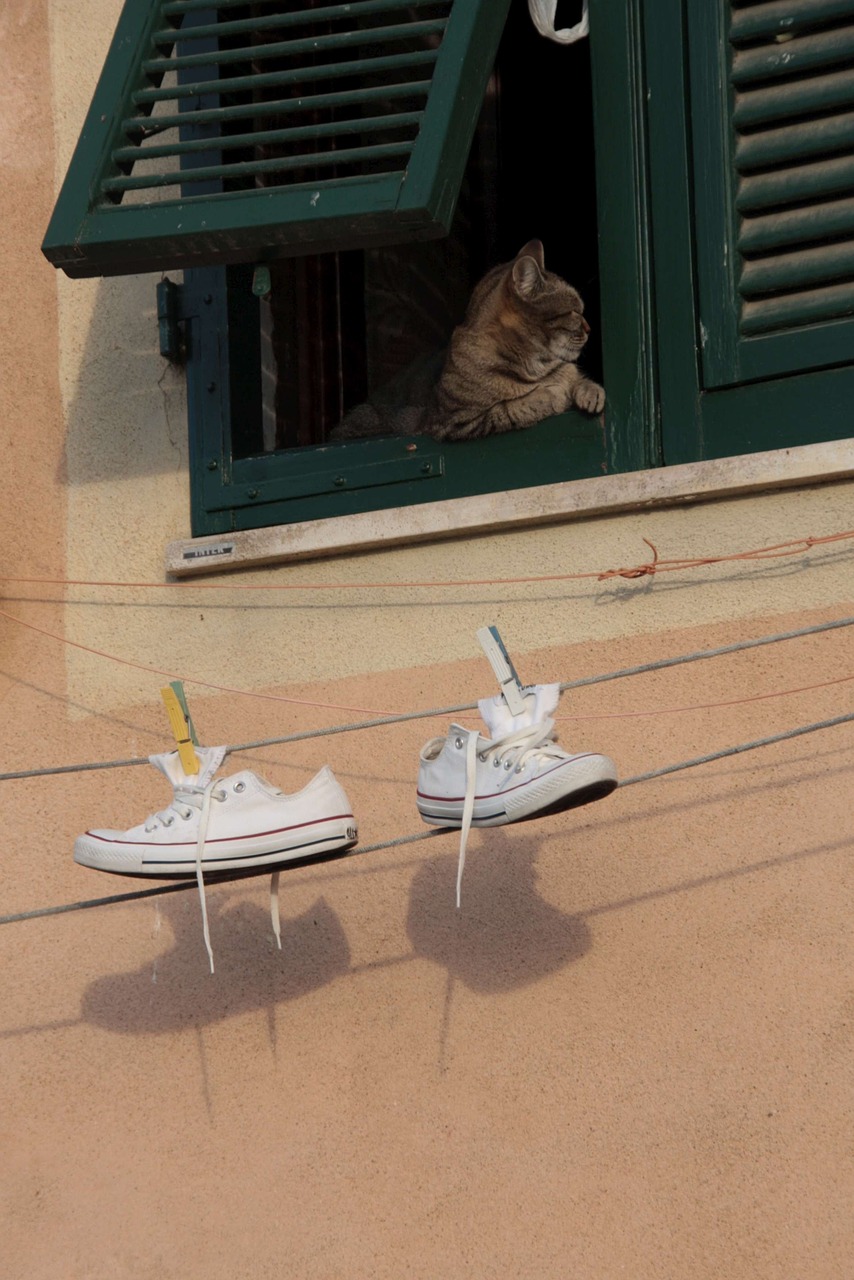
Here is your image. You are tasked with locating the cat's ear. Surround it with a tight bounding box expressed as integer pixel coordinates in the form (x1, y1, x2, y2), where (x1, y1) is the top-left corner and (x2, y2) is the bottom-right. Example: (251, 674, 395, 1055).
(511, 254, 544, 299)
(516, 239, 545, 270)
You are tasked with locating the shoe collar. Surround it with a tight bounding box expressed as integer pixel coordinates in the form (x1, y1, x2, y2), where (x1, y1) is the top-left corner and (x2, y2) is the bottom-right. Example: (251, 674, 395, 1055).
(149, 744, 228, 789)
(477, 682, 560, 738)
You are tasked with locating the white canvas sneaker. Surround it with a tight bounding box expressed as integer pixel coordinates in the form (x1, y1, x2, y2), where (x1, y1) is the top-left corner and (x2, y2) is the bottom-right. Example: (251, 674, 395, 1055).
(417, 684, 617, 905)
(75, 746, 358, 970)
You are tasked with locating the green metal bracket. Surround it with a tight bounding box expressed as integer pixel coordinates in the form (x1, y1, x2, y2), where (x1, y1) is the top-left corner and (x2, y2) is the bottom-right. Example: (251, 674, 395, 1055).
(156, 278, 185, 363)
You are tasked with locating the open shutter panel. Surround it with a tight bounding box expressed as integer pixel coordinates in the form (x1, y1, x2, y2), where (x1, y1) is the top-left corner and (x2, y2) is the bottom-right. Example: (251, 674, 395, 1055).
(688, 0, 854, 387)
(42, 0, 510, 278)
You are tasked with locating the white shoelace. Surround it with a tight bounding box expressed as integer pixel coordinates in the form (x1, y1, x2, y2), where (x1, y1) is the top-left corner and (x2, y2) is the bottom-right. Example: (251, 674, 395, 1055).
(457, 718, 566, 908)
(194, 780, 221, 973)
(145, 781, 283, 972)
(145, 780, 225, 972)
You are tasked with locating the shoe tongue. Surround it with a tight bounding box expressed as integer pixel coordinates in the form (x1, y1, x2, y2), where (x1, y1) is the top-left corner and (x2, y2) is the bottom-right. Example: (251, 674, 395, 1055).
(478, 682, 560, 738)
(149, 744, 228, 788)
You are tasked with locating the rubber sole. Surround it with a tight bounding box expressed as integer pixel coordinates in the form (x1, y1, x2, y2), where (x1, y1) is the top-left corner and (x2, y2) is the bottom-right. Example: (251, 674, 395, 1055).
(418, 765, 618, 830)
(74, 829, 358, 880)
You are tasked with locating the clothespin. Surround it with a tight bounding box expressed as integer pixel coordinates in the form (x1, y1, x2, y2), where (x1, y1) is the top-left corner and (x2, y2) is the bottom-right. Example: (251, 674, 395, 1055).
(160, 680, 200, 775)
(476, 625, 528, 715)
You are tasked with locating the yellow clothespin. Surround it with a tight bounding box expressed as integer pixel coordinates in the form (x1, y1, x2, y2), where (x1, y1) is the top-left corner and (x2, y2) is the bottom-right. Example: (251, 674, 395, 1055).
(160, 680, 200, 775)
(476, 625, 528, 715)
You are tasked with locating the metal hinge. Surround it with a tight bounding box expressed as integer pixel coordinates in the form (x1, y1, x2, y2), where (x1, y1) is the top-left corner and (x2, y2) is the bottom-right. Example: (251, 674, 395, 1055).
(156, 277, 186, 364)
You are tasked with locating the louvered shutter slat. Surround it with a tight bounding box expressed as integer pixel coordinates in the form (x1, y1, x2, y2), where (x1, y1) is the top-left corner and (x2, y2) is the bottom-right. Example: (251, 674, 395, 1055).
(740, 240, 854, 298)
(741, 279, 854, 334)
(142, 20, 449, 75)
(42, 0, 510, 277)
(104, 142, 415, 194)
(121, 81, 431, 138)
(161, 0, 384, 13)
(113, 112, 424, 165)
(732, 67, 854, 128)
(730, 0, 854, 42)
(153, 0, 444, 45)
(736, 154, 854, 213)
(732, 24, 854, 84)
(739, 195, 854, 253)
(736, 111, 854, 169)
(132, 49, 440, 106)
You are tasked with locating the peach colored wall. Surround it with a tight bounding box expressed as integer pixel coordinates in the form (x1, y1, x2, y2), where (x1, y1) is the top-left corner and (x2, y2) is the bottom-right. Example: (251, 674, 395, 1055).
(2, 5, 854, 1278)
(1, 0, 67, 784)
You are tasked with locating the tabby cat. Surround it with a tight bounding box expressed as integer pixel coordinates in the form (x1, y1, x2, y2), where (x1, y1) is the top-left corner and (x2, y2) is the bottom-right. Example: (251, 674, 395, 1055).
(331, 240, 604, 442)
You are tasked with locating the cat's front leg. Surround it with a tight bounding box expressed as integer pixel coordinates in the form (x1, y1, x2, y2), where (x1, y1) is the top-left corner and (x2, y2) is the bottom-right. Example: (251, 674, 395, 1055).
(572, 378, 606, 415)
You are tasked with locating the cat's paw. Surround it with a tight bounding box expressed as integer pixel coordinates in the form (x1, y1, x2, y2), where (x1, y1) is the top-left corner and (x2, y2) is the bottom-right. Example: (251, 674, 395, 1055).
(574, 379, 606, 415)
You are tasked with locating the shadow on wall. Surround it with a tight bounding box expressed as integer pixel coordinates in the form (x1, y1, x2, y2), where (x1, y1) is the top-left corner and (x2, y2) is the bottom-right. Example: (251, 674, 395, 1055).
(80, 829, 591, 1035)
(60, 274, 187, 486)
(405, 830, 591, 994)
(81, 893, 351, 1035)
(6, 813, 849, 1043)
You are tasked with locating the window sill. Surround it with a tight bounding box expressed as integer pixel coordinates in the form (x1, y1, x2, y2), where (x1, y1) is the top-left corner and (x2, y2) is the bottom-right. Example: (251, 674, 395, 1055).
(165, 438, 854, 576)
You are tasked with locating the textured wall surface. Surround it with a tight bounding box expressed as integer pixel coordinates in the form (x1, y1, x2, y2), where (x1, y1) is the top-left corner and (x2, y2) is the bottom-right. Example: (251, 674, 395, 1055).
(2, 3, 854, 1278)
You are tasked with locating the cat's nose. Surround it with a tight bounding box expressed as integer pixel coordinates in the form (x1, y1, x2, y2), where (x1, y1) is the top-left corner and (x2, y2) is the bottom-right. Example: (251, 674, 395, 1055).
(581, 317, 590, 335)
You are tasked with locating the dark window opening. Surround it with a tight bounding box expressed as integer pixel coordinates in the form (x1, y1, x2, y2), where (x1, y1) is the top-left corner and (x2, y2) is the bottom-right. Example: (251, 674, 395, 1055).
(226, 4, 601, 459)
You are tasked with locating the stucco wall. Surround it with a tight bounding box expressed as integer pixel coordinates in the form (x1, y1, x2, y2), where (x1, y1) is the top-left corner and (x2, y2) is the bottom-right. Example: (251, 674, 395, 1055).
(2, 4, 854, 1278)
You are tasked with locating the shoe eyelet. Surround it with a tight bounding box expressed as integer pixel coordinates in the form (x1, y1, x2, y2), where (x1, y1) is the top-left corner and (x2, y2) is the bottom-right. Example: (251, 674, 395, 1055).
(454, 737, 464, 750)
(504, 761, 513, 770)
(233, 781, 246, 793)
(515, 765, 523, 774)
(181, 809, 193, 820)
(163, 816, 174, 826)
(478, 752, 488, 762)
(493, 758, 501, 768)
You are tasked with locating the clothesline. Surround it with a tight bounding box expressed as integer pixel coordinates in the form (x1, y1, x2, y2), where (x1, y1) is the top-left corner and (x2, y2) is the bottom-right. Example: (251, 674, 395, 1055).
(1, 613, 852, 782)
(2, 527, 852, 593)
(2, 707, 850, 928)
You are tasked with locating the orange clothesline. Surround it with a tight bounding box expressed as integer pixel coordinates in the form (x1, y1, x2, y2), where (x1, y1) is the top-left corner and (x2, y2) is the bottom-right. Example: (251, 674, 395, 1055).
(1, 603, 851, 725)
(1, 528, 853, 593)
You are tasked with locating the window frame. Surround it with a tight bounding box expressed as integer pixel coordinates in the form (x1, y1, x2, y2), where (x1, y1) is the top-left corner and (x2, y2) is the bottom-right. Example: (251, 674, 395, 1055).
(169, 0, 854, 565)
(179, 0, 655, 537)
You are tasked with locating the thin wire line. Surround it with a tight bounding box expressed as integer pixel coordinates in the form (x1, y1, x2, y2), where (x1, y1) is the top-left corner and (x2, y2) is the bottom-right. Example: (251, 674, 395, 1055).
(557, 669, 854, 720)
(0, 606, 396, 716)
(617, 710, 854, 786)
(2, 526, 853, 591)
(2, 613, 853, 782)
(1, 710, 850, 927)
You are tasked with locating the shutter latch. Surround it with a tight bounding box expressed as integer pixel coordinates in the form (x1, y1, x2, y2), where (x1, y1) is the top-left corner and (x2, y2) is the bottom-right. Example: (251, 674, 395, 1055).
(157, 278, 185, 364)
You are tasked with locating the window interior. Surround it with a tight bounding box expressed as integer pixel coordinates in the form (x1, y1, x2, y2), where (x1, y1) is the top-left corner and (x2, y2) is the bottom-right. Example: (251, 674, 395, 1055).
(223, 1, 601, 459)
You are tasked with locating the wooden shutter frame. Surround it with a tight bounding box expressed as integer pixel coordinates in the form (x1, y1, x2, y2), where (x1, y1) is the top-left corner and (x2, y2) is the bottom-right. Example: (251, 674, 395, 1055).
(43, 0, 511, 278)
(644, 0, 854, 466)
(688, 0, 854, 388)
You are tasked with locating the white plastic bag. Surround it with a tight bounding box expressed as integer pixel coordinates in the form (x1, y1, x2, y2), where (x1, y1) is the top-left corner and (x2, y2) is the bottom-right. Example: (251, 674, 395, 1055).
(528, 0, 589, 45)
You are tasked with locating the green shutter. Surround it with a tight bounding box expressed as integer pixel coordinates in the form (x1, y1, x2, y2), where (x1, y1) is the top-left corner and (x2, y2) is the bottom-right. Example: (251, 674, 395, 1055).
(42, 0, 510, 278)
(689, 0, 854, 387)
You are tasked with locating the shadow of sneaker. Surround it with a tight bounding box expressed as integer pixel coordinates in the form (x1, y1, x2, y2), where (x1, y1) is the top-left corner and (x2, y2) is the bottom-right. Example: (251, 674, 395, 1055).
(81, 892, 350, 1034)
(406, 828, 591, 994)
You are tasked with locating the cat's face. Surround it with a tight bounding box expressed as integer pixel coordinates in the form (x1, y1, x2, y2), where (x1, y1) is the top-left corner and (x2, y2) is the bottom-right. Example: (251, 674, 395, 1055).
(509, 241, 590, 363)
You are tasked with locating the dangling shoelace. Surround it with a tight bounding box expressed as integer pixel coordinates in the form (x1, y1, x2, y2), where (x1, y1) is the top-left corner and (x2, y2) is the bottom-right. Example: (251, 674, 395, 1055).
(145, 780, 226, 972)
(456, 718, 567, 909)
(145, 781, 283, 972)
